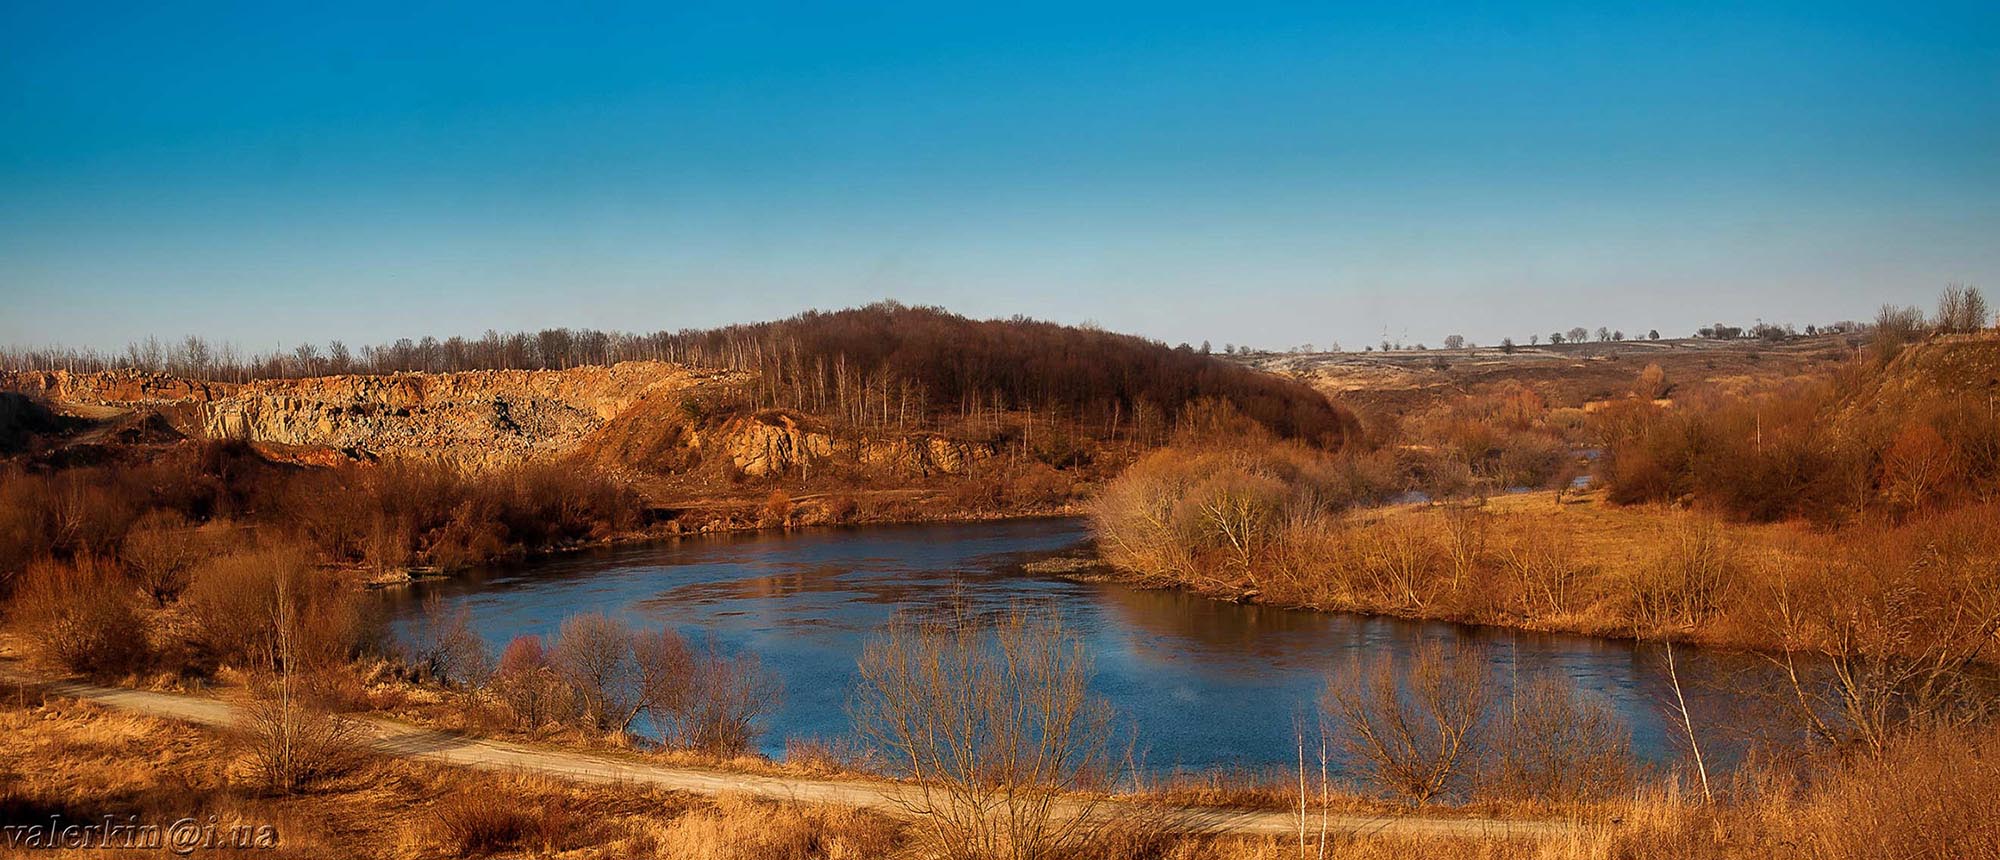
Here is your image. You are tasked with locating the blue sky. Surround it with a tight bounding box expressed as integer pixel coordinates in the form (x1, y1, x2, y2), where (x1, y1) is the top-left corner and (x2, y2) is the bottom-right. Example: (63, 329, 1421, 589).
(3, 1, 1995, 353)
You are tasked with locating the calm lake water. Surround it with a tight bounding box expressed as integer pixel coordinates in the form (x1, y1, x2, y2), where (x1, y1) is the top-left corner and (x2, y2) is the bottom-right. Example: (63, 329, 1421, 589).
(386, 517, 1782, 776)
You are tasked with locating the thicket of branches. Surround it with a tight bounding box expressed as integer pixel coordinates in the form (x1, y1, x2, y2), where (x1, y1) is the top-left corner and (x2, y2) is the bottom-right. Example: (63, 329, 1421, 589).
(1, 303, 1351, 445)
(1594, 358, 2000, 524)
(0, 440, 646, 589)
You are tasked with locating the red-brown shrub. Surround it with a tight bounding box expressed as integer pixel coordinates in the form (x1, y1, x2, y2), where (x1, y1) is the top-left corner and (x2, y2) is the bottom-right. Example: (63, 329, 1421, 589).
(8, 554, 149, 676)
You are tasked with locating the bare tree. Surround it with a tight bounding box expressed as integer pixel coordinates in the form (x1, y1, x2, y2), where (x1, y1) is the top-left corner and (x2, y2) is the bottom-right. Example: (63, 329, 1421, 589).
(1657, 640, 1714, 804)
(632, 627, 695, 738)
(1936, 284, 1989, 333)
(1321, 640, 1491, 805)
(492, 634, 576, 729)
(1443, 334, 1465, 350)
(243, 570, 362, 793)
(851, 603, 1117, 860)
(550, 613, 640, 732)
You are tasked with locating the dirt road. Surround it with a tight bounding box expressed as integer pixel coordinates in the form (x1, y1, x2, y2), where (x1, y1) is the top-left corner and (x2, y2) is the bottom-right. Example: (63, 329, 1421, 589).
(23, 675, 1570, 840)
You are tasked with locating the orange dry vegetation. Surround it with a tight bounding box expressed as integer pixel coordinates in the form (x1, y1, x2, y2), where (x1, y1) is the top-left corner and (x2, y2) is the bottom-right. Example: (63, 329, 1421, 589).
(7, 682, 1995, 859)
(0, 682, 899, 860)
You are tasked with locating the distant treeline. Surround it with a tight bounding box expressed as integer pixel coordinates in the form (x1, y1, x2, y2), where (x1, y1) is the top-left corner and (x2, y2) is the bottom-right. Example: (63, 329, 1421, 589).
(0, 302, 1352, 445)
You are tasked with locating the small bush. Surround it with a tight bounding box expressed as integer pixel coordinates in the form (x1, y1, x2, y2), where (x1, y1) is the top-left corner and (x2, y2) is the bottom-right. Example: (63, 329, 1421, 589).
(8, 554, 149, 676)
(119, 508, 204, 605)
(1321, 640, 1491, 806)
(241, 672, 366, 794)
(1490, 675, 1634, 804)
(428, 788, 575, 856)
(402, 594, 492, 688)
(492, 634, 577, 730)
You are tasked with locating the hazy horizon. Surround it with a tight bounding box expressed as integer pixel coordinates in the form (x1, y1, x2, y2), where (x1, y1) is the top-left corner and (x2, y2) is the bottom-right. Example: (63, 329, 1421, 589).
(5, 2, 1995, 353)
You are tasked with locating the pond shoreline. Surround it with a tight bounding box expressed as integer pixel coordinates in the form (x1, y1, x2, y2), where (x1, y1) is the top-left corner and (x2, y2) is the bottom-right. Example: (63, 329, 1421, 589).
(386, 516, 1779, 774)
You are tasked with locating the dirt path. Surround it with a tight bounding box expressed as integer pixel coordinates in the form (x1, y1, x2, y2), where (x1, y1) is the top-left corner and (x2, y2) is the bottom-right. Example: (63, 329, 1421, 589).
(23, 675, 1570, 840)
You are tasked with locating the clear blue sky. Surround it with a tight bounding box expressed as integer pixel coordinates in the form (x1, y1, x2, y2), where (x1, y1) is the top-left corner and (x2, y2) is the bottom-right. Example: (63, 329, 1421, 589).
(3, 1, 1995, 354)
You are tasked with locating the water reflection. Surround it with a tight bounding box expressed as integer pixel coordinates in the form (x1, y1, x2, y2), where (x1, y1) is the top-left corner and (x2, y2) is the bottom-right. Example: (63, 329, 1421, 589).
(387, 518, 1792, 775)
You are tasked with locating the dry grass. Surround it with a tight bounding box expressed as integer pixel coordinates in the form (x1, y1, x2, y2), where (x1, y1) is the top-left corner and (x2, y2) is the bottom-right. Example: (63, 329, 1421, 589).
(0, 681, 894, 859)
(644, 793, 899, 860)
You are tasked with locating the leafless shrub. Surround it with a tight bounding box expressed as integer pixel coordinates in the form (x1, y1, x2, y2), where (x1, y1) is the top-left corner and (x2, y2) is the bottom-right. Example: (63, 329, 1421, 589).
(1351, 518, 1443, 612)
(652, 793, 901, 860)
(430, 790, 575, 857)
(1872, 303, 1928, 361)
(119, 509, 203, 605)
(1088, 450, 1207, 587)
(1629, 515, 1734, 632)
(1490, 675, 1634, 803)
(1934, 283, 1990, 334)
(760, 490, 794, 527)
(242, 572, 364, 794)
(549, 613, 641, 733)
(8, 554, 148, 676)
(1638, 363, 1669, 399)
(645, 635, 780, 755)
(490, 634, 576, 730)
(1494, 433, 1566, 489)
(1174, 469, 1287, 581)
(1320, 640, 1491, 805)
(402, 594, 492, 688)
(184, 544, 367, 671)
(1771, 511, 2000, 753)
(1796, 726, 2000, 859)
(1434, 505, 1487, 597)
(1880, 422, 1956, 513)
(851, 602, 1117, 860)
(242, 675, 365, 794)
(1501, 528, 1589, 617)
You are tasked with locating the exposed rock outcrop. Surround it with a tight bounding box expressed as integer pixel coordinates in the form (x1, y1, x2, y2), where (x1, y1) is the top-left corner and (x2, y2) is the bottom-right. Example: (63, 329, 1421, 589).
(857, 434, 994, 476)
(1, 362, 727, 471)
(2, 361, 1004, 478)
(719, 411, 834, 477)
(0, 369, 235, 405)
(697, 410, 996, 479)
(196, 363, 714, 469)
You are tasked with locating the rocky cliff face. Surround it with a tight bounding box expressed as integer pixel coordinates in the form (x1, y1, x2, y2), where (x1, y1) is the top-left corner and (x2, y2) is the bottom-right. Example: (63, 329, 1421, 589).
(3, 363, 999, 477)
(2, 362, 727, 470)
(705, 412, 994, 478)
(857, 433, 994, 476)
(719, 411, 834, 477)
(198, 363, 723, 469)
(0, 369, 236, 404)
